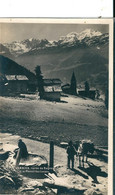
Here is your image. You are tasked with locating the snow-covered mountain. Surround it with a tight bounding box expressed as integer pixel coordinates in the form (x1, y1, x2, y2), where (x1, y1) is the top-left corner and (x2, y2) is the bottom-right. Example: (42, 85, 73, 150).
(59, 29, 108, 47)
(0, 28, 109, 93)
(0, 43, 13, 58)
(60, 29, 102, 42)
(2, 29, 109, 57)
(4, 38, 40, 56)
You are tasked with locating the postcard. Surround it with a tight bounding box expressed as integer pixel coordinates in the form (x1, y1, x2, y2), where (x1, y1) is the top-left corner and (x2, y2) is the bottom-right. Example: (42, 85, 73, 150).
(0, 18, 113, 195)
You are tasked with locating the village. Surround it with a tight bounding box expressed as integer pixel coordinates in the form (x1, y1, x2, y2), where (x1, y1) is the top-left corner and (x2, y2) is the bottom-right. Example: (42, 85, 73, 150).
(0, 21, 109, 194)
(0, 64, 99, 102)
(0, 62, 108, 194)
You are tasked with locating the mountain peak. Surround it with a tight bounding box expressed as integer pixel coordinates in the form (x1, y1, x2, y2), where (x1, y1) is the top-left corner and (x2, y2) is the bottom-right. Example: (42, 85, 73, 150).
(78, 29, 102, 40)
(59, 29, 103, 45)
(28, 38, 34, 42)
(66, 32, 78, 37)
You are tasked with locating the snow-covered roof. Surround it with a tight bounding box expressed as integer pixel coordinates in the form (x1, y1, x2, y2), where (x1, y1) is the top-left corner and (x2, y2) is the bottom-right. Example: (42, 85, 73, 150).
(78, 87, 96, 92)
(43, 79, 61, 86)
(81, 139, 94, 144)
(6, 75, 28, 81)
(44, 86, 62, 92)
(62, 84, 70, 89)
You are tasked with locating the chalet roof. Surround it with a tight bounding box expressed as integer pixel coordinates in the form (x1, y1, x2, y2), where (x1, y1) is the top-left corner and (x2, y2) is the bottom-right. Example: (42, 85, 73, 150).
(62, 84, 70, 89)
(78, 87, 96, 91)
(44, 86, 62, 92)
(43, 79, 61, 86)
(6, 75, 28, 81)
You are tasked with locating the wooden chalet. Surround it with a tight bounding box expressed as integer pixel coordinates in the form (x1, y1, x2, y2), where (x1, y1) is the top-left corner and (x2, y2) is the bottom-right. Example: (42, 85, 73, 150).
(43, 79, 62, 101)
(5, 75, 29, 95)
(78, 89, 96, 100)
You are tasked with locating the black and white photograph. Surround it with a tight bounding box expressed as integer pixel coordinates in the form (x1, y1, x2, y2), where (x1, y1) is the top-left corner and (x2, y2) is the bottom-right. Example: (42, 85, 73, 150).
(0, 19, 113, 194)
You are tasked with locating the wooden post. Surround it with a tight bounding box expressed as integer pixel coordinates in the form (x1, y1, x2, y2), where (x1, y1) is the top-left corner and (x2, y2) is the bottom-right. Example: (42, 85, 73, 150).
(49, 141, 54, 168)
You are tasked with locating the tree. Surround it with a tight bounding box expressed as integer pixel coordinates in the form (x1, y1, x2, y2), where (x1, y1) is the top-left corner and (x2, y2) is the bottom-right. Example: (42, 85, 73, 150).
(35, 66, 44, 99)
(70, 71, 77, 95)
(85, 81, 90, 97)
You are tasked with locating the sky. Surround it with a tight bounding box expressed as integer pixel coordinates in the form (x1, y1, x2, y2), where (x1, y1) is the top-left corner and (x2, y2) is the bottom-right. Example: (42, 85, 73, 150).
(0, 23, 109, 43)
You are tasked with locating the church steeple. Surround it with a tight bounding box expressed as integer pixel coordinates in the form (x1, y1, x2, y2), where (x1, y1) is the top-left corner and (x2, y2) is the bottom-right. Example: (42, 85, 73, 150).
(70, 71, 77, 95)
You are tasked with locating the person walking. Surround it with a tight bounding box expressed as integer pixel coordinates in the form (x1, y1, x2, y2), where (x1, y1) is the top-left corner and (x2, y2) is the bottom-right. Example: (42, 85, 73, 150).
(66, 141, 76, 169)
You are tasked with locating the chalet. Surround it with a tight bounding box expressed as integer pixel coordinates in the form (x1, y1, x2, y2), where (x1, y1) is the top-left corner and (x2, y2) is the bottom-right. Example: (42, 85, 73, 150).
(78, 89, 96, 100)
(61, 84, 71, 94)
(5, 75, 29, 95)
(61, 72, 77, 95)
(43, 79, 62, 101)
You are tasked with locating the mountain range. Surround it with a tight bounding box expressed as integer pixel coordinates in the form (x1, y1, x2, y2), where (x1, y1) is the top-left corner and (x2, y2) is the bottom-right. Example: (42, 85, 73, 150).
(0, 29, 109, 93)
(2, 29, 108, 56)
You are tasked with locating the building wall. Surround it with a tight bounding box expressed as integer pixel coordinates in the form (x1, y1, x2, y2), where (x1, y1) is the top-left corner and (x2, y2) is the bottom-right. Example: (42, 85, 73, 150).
(44, 85, 61, 92)
(78, 90, 96, 100)
(43, 92, 61, 101)
(6, 81, 28, 94)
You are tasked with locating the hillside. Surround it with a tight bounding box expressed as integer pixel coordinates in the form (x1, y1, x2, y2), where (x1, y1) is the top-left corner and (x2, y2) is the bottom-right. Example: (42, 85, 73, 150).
(15, 45, 108, 93)
(0, 55, 36, 81)
(0, 95, 108, 146)
(0, 43, 13, 59)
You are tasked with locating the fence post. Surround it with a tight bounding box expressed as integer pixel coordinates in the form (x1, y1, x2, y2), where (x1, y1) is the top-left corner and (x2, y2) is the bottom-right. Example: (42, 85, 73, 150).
(49, 141, 54, 168)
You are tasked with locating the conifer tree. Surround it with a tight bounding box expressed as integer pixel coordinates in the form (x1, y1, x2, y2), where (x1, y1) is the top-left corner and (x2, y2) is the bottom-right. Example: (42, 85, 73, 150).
(35, 65, 44, 99)
(85, 81, 90, 97)
(70, 71, 77, 95)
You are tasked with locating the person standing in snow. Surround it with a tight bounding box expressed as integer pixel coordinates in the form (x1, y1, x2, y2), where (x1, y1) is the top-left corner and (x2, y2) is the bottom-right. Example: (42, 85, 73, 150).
(66, 141, 76, 169)
(16, 139, 28, 166)
(18, 139, 28, 158)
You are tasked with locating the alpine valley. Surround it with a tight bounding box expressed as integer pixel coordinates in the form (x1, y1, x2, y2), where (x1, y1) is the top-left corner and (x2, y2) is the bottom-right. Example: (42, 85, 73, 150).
(0, 29, 109, 93)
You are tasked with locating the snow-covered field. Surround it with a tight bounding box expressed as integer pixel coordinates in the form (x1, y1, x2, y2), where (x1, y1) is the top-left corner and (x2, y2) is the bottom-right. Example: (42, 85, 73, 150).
(0, 95, 108, 194)
(0, 95, 108, 146)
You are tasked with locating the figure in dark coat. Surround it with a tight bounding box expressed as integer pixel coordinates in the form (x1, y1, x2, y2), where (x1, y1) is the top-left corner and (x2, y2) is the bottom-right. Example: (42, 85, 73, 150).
(18, 139, 28, 158)
(66, 141, 76, 169)
(15, 139, 28, 166)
